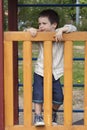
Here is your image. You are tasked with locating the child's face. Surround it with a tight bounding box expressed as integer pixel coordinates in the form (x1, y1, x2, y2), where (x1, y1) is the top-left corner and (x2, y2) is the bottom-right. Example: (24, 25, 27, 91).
(38, 17, 57, 32)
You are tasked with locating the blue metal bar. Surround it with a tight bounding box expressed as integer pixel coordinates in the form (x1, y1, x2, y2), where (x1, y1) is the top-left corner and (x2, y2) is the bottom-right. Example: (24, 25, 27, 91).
(61, 84, 84, 87)
(18, 57, 23, 61)
(73, 58, 84, 61)
(73, 84, 84, 87)
(18, 108, 84, 113)
(18, 57, 37, 61)
(18, 83, 23, 87)
(32, 58, 37, 61)
(18, 83, 84, 87)
(18, 57, 84, 61)
(18, 4, 87, 7)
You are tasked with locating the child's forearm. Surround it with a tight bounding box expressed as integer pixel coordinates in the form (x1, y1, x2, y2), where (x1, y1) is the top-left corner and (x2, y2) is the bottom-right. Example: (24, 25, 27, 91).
(56, 24, 77, 33)
(56, 26, 69, 35)
(55, 24, 77, 42)
(59, 26, 70, 33)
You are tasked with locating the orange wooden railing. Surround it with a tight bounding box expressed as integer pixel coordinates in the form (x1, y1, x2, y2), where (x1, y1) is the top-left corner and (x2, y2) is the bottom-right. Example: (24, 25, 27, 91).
(4, 31, 87, 130)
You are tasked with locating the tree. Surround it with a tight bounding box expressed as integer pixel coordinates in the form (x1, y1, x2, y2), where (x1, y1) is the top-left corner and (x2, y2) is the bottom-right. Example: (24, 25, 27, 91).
(4, 0, 8, 30)
(4, 0, 87, 30)
(78, 0, 87, 30)
(18, 0, 67, 30)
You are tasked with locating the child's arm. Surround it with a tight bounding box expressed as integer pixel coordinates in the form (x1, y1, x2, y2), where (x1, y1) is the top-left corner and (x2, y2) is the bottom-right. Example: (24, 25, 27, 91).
(55, 24, 77, 42)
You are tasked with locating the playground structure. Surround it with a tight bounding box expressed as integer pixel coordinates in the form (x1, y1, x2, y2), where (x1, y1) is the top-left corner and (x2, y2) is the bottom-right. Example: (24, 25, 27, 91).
(0, 0, 87, 130)
(4, 31, 87, 130)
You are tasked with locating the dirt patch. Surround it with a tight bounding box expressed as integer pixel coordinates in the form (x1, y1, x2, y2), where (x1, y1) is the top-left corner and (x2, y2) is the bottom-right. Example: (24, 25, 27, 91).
(74, 46, 84, 50)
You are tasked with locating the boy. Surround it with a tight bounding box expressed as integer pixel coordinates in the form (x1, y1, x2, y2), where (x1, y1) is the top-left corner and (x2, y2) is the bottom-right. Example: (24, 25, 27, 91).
(25, 9, 77, 126)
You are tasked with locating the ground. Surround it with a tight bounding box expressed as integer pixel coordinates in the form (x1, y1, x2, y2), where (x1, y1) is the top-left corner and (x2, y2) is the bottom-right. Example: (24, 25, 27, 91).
(19, 89, 84, 125)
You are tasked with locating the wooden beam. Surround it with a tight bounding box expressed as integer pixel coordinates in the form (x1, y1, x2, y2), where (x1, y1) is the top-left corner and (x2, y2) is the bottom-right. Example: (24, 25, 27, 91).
(8, 0, 18, 124)
(64, 41, 73, 125)
(84, 41, 87, 125)
(0, 0, 4, 130)
(4, 32, 87, 41)
(44, 41, 52, 126)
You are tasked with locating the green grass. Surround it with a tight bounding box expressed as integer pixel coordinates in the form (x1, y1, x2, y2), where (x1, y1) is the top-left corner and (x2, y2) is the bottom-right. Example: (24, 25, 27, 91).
(73, 41, 84, 86)
(73, 62, 84, 85)
(73, 41, 85, 46)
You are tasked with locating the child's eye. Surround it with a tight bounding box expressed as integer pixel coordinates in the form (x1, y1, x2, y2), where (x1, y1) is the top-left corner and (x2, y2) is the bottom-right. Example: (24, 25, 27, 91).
(43, 22, 46, 25)
(38, 23, 41, 26)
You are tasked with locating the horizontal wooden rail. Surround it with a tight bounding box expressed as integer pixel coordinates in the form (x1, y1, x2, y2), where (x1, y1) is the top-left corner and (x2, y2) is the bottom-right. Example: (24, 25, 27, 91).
(4, 31, 87, 41)
(3, 125, 87, 130)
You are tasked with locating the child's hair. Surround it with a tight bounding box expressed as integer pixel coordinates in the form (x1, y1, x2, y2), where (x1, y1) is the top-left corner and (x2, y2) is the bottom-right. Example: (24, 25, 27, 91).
(39, 9, 59, 28)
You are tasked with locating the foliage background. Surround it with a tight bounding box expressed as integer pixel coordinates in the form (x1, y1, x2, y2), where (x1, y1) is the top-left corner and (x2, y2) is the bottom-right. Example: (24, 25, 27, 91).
(4, 0, 87, 31)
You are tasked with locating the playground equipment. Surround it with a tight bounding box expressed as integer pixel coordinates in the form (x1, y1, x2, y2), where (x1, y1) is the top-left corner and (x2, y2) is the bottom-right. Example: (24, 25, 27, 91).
(4, 31, 87, 130)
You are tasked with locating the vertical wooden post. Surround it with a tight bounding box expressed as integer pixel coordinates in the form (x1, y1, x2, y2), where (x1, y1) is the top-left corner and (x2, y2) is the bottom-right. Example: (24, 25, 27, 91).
(64, 41, 73, 125)
(84, 41, 87, 125)
(23, 41, 32, 126)
(44, 41, 52, 126)
(4, 41, 14, 126)
(8, 0, 18, 124)
(0, 0, 4, 130)
(8, 0, 18, 31)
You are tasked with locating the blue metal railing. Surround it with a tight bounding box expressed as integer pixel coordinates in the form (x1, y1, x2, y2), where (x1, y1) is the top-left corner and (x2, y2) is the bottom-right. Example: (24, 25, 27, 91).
(18, 4, 87, 7)
(18, 56, 84, 114)
(18, 57, 84, 88)
(18, 57, 85, 61)
(18, 83, 84, 88)
(18, 108, 84, 113)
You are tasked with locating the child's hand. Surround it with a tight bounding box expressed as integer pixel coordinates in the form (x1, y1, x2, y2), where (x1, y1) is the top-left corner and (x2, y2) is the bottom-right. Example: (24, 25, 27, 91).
(55, 26, 69, 42)
(24, 27, 38, 37)
(54, 28, 64, 42)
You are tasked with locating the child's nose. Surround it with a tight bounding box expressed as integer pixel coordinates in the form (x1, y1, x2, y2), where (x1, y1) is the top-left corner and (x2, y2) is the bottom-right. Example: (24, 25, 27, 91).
(39, 26, 43, 30)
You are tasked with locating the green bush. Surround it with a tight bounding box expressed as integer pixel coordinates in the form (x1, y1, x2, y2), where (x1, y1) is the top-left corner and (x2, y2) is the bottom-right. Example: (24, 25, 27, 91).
(77, 19, 87, 31)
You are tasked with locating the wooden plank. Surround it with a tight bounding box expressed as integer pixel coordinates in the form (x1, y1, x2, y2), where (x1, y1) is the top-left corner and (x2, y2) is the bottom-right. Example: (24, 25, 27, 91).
(44, 41, 52, 126)
(4, 32, 87, 41)
(4, 41, 14, 126)
(8, 0, 18, 31)
(64, 41, 73, 125)
(8, 0, 18, 124)
(0, 0, 4, 129)
(84, 41, 87, 125)
(13, 42, 19, 125)
(5, 125, 87, 130)
(23, 41, 32, 126)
